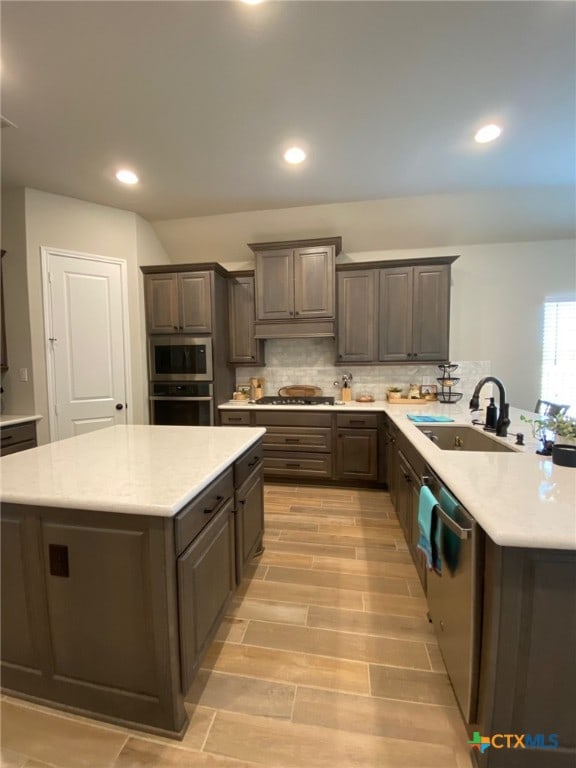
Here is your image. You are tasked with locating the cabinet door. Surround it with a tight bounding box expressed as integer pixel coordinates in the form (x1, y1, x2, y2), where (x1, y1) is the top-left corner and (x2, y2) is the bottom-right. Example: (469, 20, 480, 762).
(336, 429, 378, 481)
(395, 450, 412, 540)
(228, 276, 263, 364)
(145, 274, 179, 333)
(177, 500, 235, 692)
(378, 267, 413, 362)
(180, 272, 212, 333)
(337, 270, 377, 362)
(385, 421, 398, 505)
(412, 264, 449, 362)
(1, 515, 42, 673)
(236, 466, 264, 582)
(255, 250, 294, 320)
(293, 246, 335, 319)
(41, 519, 159, 695)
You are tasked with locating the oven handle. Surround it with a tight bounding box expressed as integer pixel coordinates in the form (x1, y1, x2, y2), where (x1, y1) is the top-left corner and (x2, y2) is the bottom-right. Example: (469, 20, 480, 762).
(149, 396, 213, 402)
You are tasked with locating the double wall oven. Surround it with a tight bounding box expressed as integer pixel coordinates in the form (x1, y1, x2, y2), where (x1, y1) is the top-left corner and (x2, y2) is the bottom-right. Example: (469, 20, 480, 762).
(148, 336, 214, 425)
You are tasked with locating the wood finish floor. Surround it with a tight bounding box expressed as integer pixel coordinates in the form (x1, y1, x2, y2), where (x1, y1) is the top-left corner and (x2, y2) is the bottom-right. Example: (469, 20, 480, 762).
(1, 484, 473, 768)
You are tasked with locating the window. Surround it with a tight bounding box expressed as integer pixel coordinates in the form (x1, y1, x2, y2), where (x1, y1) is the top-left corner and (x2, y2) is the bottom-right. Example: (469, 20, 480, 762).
(541, 300, 576, 416)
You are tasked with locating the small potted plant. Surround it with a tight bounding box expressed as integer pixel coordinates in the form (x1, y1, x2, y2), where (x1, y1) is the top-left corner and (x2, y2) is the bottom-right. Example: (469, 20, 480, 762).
(387, 387, 403, 401)
(520, 412, 576, 467)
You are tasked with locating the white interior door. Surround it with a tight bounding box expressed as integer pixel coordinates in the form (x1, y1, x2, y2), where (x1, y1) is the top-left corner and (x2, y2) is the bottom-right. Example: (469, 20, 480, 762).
(43, 249, 130, 441)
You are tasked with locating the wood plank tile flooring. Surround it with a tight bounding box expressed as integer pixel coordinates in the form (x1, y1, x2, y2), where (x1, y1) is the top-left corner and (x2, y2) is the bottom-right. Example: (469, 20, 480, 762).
(1, 484, 473, 768)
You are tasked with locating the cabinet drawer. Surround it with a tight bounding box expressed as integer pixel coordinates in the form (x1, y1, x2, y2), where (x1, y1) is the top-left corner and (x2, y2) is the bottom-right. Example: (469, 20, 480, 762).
(263, 452, 332, 479)
(1, 422, 37, 449)
(220, 411, 251, 426)
(234, 440, 263, 488)
(255, 411, 332, 428)
(336, 413, 378, 429)
(263, 427, 331, 453)
(175, 468, 234, 555)
(1, 439, 37, 457)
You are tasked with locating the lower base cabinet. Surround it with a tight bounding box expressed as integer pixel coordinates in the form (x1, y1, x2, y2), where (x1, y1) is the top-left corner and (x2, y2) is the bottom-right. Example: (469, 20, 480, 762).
(336, 429, 378, 481)
(235, 465, 264, 583)
(178, 500, 236, 692)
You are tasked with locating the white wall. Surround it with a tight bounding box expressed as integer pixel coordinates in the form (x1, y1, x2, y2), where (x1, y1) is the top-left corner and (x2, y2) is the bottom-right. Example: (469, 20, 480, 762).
(152, 186, 576, 266)
(15, 189, 170, 444)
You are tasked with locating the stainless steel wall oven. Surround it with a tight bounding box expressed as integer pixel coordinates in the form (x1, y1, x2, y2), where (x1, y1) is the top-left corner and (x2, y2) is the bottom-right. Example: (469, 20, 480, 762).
(149, 383, 213, 426)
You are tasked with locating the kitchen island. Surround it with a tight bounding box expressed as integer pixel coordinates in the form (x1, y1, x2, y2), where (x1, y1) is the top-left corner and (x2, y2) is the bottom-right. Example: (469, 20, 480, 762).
(220, 399, 576, 767)
(0, 424, 265, 738)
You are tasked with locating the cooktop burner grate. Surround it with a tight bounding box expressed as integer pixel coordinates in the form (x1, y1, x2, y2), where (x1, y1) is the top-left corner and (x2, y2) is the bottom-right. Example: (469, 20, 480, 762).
(255, 396, 335, 406)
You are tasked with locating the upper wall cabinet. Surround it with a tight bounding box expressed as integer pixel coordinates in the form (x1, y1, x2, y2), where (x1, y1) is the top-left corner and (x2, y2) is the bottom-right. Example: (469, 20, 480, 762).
(144, 271, 212, 334)
(336, 256, 458, 364)
(249, 237, 341, 339)
(227, 273, 264, 365)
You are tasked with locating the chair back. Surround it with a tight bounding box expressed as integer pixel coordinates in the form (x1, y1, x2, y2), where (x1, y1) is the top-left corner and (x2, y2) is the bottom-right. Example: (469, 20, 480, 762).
(535, 400, 570, 417)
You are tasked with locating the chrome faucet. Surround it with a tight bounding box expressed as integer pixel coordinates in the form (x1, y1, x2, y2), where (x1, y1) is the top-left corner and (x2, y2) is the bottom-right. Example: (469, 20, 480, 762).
(469, 376, 510, 437)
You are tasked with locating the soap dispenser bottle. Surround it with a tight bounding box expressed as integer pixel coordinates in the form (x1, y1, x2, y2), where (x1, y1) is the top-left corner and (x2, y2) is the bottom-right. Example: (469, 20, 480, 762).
(485, 397, 497, 430)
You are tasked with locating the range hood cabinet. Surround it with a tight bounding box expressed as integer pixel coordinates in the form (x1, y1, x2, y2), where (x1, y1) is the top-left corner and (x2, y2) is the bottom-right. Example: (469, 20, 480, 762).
(250, 237, 341, 340)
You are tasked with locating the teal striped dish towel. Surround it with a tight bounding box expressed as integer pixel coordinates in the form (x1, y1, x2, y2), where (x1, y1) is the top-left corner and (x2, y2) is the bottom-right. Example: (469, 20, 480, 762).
(417, 486, 442, 573)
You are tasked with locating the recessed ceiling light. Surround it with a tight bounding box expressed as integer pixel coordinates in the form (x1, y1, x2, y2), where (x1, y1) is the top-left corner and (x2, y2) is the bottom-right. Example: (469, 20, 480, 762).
(240, 0, 264, 4)
(283, 147, 306, 165)
(474, 124, 502, 144)
(115, 169, 139, 185)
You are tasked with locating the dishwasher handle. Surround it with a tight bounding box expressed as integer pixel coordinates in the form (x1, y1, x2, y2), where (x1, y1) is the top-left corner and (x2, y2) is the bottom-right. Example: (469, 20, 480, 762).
(422, 473, 472, 541)
(435, 504, 471, 541)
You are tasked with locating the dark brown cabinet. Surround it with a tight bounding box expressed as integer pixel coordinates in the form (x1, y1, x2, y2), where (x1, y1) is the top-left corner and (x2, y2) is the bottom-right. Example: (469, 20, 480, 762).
(378, 264, 450, 362)
(0, 443, 265, 737)
(177, 499, 236, 692)
(145, 271, 212, 334)
(254, 246, 335, 321)
(249, 237, 341, 339)
(227, 273, 264, 365)
(337, 270, 377, 362)
(336, 257, 457, 364)
(335, 413, 378, 482)
(1, 421, 38, 456)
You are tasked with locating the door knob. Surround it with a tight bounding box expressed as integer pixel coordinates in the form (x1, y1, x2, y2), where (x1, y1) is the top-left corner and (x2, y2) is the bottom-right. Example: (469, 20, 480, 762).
(115, 403, 124, 410)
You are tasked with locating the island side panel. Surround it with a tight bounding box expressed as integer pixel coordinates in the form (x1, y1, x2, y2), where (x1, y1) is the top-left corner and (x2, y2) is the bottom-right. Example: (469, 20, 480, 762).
(1, 502, 187, 737)
(475, 539, 576, 768)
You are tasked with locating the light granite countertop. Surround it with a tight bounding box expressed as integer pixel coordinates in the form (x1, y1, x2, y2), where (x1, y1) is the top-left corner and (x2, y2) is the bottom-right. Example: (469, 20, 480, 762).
(0, 425, 265, 516)
(0, 414, 43, 427)
(219, 399, 576, 550)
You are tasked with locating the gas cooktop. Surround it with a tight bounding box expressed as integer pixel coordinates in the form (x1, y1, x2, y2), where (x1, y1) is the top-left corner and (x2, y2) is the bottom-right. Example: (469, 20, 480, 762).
(255, 396, 335, 406)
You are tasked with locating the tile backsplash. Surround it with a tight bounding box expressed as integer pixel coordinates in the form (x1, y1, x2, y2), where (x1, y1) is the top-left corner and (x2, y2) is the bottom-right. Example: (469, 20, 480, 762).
(234, 338, 490, 401)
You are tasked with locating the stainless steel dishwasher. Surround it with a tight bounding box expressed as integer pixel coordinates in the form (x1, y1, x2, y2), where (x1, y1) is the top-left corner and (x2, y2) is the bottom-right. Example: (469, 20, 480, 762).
(423, 466, 483, 723)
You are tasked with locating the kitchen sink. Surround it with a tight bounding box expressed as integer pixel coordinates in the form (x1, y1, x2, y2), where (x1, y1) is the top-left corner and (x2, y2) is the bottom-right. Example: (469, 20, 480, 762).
(416, 425, 518, 452)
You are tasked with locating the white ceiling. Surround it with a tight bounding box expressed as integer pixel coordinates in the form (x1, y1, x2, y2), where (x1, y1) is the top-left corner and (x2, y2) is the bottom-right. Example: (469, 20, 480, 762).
(2, 1, 575, 222)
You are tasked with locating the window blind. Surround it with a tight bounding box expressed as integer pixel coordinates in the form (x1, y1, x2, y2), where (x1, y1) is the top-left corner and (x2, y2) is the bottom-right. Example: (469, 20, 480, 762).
(541, 301, 576, 416)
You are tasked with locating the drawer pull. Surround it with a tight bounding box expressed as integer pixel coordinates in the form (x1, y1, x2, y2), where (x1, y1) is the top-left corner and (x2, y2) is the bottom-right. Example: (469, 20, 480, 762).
(228, 417, 244, 422)
(2, 435, 13, 441)
(203, 495, 224, 514)
(247, 456, 260, 468)
(285, 462, 301, 468)
(284, 438, 301, 443)
(349, 420, 366, 425)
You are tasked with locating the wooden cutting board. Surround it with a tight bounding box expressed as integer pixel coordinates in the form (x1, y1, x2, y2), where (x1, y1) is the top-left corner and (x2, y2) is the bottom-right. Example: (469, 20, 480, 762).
(278, 385, 323, 397)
